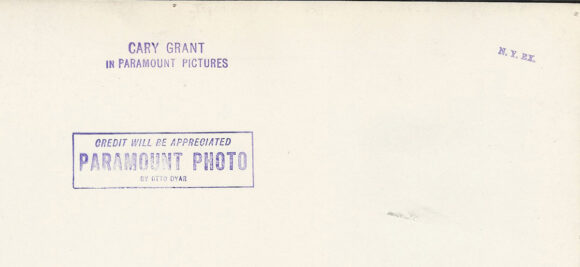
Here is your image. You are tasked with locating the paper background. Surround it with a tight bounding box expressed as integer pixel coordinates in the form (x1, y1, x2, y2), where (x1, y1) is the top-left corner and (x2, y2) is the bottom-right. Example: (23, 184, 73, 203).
(0, 2, 579, 266)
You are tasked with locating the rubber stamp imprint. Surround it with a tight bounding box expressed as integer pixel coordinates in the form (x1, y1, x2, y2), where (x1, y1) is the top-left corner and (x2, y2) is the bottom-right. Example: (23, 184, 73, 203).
(72, 132, 254, 189)
(498, 46, 536, 63)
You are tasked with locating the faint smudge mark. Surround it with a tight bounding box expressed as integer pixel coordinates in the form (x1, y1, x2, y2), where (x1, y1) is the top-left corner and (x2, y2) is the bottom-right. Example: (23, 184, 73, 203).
(386, 207, 449, 223)
(387, 211, 418, 221)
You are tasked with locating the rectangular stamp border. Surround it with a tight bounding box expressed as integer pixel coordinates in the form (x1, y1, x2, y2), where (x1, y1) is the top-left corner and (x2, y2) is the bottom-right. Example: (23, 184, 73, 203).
(72, 131, 254, 189)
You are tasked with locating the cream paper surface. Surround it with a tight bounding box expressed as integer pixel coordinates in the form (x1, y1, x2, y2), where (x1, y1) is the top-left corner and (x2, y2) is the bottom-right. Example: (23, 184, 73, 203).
(1, 2, 579, 266)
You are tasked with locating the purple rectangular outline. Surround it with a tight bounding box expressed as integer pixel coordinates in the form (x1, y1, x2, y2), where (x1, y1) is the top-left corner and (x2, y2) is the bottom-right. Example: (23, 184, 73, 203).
(72, 131, 254, 189)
